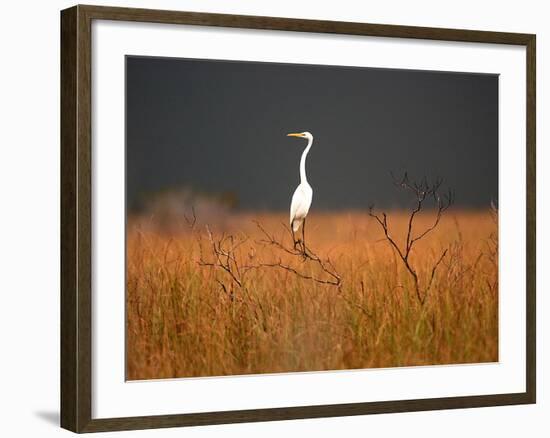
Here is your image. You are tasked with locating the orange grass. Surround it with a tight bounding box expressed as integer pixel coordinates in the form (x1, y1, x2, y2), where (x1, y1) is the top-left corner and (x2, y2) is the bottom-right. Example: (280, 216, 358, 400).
(126, 210, 498, 380)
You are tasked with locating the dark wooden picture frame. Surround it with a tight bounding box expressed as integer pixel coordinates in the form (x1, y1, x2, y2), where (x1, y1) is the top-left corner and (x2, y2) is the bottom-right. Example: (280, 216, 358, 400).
(61, 4, 536, 433)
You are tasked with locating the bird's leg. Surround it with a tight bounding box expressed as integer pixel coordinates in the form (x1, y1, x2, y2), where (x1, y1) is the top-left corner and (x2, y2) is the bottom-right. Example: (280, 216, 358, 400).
(301, 219, 307, 254)
(291, 223, 298, 250)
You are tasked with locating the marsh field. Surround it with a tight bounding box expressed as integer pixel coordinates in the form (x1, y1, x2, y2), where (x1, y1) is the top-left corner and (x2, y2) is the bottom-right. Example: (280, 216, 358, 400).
(126, 210, 498, 380)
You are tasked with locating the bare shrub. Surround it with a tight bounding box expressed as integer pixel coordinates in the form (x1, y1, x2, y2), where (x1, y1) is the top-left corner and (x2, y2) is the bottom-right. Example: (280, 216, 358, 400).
(369, 172, 454, 305)
(197, 226, 256, 290)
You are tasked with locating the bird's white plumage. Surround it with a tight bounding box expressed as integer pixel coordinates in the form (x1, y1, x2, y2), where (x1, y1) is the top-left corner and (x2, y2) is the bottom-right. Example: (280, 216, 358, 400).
(290, 183, 313, 232)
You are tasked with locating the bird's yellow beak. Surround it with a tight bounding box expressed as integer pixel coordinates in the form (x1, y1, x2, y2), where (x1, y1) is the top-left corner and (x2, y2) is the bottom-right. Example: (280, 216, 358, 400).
(287, 132, 303, 138)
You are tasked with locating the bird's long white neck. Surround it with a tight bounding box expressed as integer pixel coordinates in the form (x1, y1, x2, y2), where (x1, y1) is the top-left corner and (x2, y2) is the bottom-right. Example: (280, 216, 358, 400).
(299, 137, 313, 185)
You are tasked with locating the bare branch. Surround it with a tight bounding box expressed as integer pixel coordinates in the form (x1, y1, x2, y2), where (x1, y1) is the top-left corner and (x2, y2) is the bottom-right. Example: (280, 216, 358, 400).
(254, 221, 342, 287)
(422, 249, 448, 304)
(258, 260, 341, 286)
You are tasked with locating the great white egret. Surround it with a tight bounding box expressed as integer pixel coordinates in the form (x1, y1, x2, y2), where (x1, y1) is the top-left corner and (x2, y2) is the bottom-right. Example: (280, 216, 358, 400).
(287, 131, 314, 250)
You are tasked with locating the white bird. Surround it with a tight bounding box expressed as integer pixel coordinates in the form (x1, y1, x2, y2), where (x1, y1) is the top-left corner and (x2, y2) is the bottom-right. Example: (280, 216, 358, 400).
(287, 131, 314, 250)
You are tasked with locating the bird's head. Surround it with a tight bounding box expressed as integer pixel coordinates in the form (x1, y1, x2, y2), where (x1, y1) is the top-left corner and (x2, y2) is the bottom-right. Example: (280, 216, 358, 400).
(287, 131, 313, 142)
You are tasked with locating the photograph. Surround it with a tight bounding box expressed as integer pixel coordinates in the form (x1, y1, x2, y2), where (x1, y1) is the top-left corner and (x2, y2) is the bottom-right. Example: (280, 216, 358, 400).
(125, 55, 499, 381)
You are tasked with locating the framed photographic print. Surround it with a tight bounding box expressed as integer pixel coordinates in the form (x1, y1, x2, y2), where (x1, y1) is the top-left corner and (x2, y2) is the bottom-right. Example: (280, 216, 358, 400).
(60, 4, 536, 433)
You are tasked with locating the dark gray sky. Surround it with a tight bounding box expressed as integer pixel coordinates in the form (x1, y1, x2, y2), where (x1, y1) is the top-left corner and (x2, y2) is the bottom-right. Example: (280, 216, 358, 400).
(126, 56, 498, 211)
